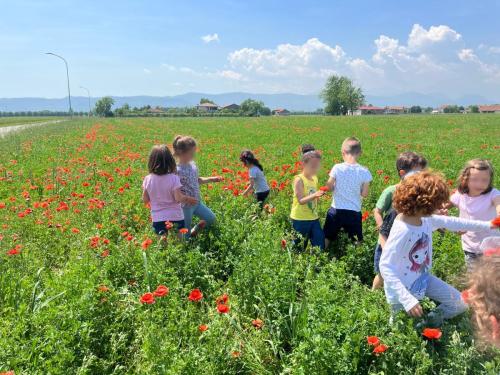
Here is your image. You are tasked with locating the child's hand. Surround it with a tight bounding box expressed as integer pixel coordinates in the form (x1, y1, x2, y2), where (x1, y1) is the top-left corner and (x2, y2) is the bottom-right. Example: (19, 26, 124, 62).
(314, 190, 325, 198)
(185, 196, 198, 206)
(407, 303, 424, 318)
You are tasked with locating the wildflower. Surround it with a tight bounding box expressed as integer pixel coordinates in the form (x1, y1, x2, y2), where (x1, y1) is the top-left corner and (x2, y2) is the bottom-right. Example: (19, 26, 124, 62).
(216, 293, 229, 305)
(7, 247, 21, 256)
(100, 250, 110, 258)
(165, 221, 173, 230)
(367, 336, 380, 346)
(198, 324, 208, 332)
(231, 351, 241, 358)
(461, 289, 470, 304)
(179, 228, 189, 235)
(141, 238, 153, 250)
(140, 292, 155, 305)
(71, 227, 80, 233)
(422, 328, 442, 340)
(362, 211, 370, 222)
(281, 239, 287, 249)
(188, 288, 203, 302)
(491, 217, 500, 228)
(98, 285, 110, 292)
(252, 319, 263, 329)
(153, 285, 169, 297)
(319, 186, 329, 192)
(373, 344, 388, 355)
(217, 303, 230, 314)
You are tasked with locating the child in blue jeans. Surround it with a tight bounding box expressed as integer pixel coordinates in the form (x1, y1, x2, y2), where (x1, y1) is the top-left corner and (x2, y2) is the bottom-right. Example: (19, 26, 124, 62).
(173, 135, 223, 238)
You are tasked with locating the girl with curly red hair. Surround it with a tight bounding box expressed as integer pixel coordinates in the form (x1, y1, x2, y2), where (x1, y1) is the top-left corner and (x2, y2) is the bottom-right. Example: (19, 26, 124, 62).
(379, 171, 498, 323)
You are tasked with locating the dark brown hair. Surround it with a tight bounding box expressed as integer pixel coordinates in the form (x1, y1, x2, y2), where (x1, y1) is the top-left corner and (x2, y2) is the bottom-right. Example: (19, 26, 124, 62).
(467, 255, 500, 349)
(302, 150, 322, 163)
(172, 135, 197, 156)
(148, 145, 176, 175)
(393, 171, 449, 216)
(240, 150, 263, 171)
(301, 144, 316, 154)
(341, 137, 362, 155)
(457, 159, 494, 195)
(396, 152, 428, 175)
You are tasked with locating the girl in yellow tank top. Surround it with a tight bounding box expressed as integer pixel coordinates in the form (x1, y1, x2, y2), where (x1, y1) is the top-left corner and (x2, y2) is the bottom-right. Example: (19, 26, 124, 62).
(290, 149, 326, 250)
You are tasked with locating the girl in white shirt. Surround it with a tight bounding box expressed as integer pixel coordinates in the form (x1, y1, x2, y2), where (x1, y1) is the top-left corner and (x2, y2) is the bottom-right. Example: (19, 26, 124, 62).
(380, 171, 498, 321)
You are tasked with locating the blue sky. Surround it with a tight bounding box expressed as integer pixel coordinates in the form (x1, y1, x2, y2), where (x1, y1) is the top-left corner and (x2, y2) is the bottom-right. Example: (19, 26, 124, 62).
(1, 0, 500, 98)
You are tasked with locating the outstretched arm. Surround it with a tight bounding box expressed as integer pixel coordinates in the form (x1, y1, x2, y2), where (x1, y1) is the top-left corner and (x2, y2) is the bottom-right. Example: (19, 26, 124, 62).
(294, 177, 324, 205)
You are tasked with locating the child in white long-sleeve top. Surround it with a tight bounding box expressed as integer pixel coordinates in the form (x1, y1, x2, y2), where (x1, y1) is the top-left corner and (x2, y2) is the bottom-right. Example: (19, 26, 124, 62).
(380, 171, 499, 321)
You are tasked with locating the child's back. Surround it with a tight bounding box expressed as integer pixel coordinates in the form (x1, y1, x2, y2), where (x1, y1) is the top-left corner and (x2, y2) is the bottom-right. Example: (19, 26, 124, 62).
(330, 162, 371, 211)
(143, 173, 183, 222)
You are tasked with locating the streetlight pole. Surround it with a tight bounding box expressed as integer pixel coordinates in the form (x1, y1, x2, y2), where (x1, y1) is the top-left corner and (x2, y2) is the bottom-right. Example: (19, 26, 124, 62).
(46, 52, 73, 117)
(80, 86, 92, 117)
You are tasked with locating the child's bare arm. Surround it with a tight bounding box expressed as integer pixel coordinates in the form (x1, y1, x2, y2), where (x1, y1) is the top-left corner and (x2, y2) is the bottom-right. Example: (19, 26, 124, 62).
(242, 178, 255, 196)
(142, 190, 150, 204)
(373, 208, 384, 229)
(174, 188, 197, 205)
(199, 176, 223, 184)
(325, 176, 335, 191)
(360, 182, 370, 198)
(493, 196, 500, 216)
(294, 177, 324, 205)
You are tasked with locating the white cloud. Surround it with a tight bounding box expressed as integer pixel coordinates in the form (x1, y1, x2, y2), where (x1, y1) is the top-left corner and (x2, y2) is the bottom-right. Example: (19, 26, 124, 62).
(216, 70, 245, 80)
(407, 24, 461, 51)
(143, 68, 151, 74)
(201, 33, 219, 43)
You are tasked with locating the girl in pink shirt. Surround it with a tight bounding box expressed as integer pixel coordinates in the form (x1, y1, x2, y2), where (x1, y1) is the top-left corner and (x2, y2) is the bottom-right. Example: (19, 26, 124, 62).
(450, 159, 500, 268)
(142, 145, 197, 238)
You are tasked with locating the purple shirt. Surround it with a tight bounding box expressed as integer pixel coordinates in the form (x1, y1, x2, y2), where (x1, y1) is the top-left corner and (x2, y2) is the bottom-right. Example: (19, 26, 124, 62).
(451, 188, 500, 253)
(142, 173, 184, 222)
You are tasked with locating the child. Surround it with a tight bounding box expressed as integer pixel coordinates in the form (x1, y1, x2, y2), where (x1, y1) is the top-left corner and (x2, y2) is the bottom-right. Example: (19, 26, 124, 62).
(372, 152, 428, 290)
(450, 159, 500, 269)
(240, 150, 270, 208)
(380, 171, 497, 322)
(142, 145, 197, 237)
(290, 150, 325, 250)
(173, 135, 223, 238)
(323, 137, 372, 247)
(465, 237, 500, 348)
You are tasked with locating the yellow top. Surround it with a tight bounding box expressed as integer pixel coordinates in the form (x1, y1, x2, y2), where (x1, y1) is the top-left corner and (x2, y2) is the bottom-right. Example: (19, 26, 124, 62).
(290, 174, 319, 220)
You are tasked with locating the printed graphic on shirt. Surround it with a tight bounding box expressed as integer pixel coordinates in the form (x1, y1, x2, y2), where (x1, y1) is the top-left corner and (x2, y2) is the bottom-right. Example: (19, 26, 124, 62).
(307, 187, 317, 215)
(408, 232, 430, 296)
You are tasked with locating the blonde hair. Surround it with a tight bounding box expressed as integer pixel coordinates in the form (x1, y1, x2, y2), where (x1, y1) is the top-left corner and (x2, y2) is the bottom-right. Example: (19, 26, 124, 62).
(467, 255, 500, 348)
(172, 135, 197, 156)
(457, 159, 494, 195)
(341, 137, 362, 155)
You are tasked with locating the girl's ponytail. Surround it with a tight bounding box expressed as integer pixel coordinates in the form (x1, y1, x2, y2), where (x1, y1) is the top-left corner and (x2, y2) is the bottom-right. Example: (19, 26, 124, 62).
(240, 150, 263, 171)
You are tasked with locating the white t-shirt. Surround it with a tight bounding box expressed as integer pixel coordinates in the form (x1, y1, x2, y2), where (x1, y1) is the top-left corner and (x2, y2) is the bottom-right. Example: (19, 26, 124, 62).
(249, 166, 269, 193)
(329, 162, 372, 212)
(380, 215, 492, 312)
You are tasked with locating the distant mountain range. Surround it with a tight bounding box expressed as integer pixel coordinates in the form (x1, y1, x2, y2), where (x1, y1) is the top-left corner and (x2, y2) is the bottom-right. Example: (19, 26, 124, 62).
(0, 92, 498, 112)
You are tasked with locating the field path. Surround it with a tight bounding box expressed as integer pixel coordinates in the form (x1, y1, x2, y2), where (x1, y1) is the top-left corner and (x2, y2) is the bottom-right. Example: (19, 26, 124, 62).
(0, 119, 68, 138)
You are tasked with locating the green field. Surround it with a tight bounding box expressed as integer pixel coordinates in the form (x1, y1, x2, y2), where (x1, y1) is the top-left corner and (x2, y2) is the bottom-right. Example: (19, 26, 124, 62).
(0, 116, 62, 127)
(0, 115, 499, 374)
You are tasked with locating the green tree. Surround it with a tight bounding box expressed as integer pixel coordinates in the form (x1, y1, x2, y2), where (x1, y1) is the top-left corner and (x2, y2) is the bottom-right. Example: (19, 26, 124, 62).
(94, 96, 114, 117)
(410, 105, 422, 113)
(320, 75, 364, 115)
(240, 99, 271, 116)
(200, 98, 215, 104)
(443, 105, 460, 113)
(115, 103, 130, 117)
(469, 105, 479, 113)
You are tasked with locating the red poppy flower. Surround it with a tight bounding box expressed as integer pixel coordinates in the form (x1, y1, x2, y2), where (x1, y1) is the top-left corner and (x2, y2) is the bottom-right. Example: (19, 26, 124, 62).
(0, 371, 15, 375)
(231, 351, 241, 358)
(216, 293, 229, 305)
(252, 318, 263, 329)
(71, 227, 80, 234)
(98, 285, 110, 292)
(362, 211, 370, 222)
(367, 336, 380, 346)
(141, 238, 153, 250)
(179, 228, 189, 235)
(491, 217, 500, 228)
(100, 250, 110, 258)
(422, 328, 442, 340)
(198, 324, 208, 332)
(140, 292, 155, 305)
(319, 186, 329, 192)
(188, 288, 203, 302)
(217, 303, 230, 314)
(461, 289, 470, 304)
(153, 285, 169, 297)
(484, 248, 500, 257)
(372, 344, 388, 354)
(281, 239, 287, 249)
(165, 221, 173, 230)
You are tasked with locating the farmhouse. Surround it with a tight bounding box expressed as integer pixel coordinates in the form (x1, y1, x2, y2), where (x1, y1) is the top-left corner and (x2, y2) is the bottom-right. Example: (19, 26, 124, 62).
(196, 103, 219, 112)
(479, 105, 500, 113)
(385, 106, 407, 114)
(221, 103, 240, 111)
(273, 108, 290, 116)
(353, 105, 385, 115)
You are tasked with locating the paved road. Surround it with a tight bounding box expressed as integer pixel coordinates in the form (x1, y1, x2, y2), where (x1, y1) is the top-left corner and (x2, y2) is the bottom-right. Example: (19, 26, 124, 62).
(0, 119, 68, 138)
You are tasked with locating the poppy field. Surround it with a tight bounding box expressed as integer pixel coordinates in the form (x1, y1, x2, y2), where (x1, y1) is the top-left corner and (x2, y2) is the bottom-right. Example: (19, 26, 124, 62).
(1, 115, 500, 374)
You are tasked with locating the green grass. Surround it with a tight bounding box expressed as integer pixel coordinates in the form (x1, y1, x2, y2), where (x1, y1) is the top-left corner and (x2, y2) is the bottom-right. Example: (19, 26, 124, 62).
(0, 115, 499, 374)
(0, 116, 62, 127)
